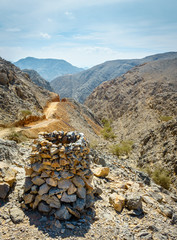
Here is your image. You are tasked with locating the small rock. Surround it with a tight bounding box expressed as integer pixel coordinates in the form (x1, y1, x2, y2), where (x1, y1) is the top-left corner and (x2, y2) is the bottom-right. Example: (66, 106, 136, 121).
(67, 183, 77, 195)
(46, 178, 57, 187)
(66, 223, 75, 229)
(67, 206, 80, 218)
(55, 205, 71, 220)
(58, 179, 72, 190)
(93, 167, 110, 177)
(159, 205, 173, 218)
(32, 176, 45, 186)
(24, 193, 35, 204)
(77, 187, 86, 199)
(171, 213, 177, 225)
(109, 193, 125, 212)
(10, 207, 24, 224)
(38, 183, 50, 195)
(38, 202, 51, 213)
(0, 182, 10, 199)
(72, 176, 85, 188)
(126, 194, 142, 210)
(24, 177, 33, 192)
(61, 192, 77, 203)
(53, 220, 61, 229)
(73, 198, 86, 212)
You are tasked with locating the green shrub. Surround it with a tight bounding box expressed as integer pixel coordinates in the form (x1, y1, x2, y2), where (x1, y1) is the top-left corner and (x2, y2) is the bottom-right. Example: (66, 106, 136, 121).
(110, 140, 133, 157)
(159, 115, 173, 122)
(138, 165, 171, 190)
(101, 119, 116, 140)
(151, 167, 171, 190)
(21, 110, 32, 118)
(6, 129, 27, 143)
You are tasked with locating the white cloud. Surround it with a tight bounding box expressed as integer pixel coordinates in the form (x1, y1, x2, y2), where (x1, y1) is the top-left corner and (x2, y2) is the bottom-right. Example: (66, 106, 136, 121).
(39, 32, 51, 39)
(6, 28, 21, 32)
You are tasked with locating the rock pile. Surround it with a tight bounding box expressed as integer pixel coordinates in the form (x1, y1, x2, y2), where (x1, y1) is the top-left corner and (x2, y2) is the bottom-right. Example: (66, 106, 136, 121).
(23, 131, 94, 220)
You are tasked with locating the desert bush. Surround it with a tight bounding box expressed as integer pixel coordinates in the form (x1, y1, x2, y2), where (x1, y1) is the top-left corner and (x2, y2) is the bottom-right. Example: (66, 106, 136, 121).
(21, 109, 32, 118)
(110, 140, 133, 157)
(101, 119, 116, 140)
(151, 167, 171, 190)
(159, 115, 173, 122)
(138, 165, 171, 190)
(6, 129, 28, 143)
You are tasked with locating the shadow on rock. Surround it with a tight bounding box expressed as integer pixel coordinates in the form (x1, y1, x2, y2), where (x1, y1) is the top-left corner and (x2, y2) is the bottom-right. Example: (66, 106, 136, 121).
(24, 206, 96, 239)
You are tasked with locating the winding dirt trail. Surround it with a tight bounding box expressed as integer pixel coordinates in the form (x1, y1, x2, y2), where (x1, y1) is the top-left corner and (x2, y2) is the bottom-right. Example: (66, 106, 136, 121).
(0, 101, 73, 139)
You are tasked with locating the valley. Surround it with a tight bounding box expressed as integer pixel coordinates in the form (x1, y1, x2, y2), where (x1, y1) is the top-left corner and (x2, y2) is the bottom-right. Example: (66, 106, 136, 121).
(0, 52, 177, 240)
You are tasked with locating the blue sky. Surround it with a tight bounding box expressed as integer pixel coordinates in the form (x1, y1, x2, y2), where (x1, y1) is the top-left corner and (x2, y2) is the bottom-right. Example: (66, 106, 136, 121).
(0, 0, 177, 67)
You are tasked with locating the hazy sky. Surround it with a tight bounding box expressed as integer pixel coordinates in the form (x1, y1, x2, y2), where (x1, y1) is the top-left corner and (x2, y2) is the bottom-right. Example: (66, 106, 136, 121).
(0, 0, 177, 67)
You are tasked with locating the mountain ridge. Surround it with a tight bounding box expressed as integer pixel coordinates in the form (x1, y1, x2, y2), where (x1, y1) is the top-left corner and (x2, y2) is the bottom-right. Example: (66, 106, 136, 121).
(51, 51, 177, 103)
(14, 57, 84, 81)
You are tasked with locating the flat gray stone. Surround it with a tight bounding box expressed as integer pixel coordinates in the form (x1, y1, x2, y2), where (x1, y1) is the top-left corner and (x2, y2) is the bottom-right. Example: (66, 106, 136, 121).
(61, 192, 77, 203)
(72, 176, 85, 188)
(77, 187, 86, 199)
(32, 176, 45, 186)
(55, 205, 71, 220)
(38, 201, 51, 213)
(38, 183, 50, 195)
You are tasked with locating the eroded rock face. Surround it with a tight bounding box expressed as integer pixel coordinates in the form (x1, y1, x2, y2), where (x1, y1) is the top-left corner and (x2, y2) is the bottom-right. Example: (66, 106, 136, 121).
(0, 57, 58, 125)
(23, 131, 94, 219)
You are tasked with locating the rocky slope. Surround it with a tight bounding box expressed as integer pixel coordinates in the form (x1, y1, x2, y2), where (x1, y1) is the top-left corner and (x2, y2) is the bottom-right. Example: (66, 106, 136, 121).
(0, 138, 177, 240)
(22, 69, 54, 92)
(51, 52, 177, 103)
(0, 57, 58, 126)
(14, 57, 84, 81)
(85, 58, 177, 188)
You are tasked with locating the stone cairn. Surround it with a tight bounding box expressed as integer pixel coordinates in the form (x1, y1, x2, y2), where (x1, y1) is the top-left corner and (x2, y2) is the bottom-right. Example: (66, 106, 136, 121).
(23, 131, 94, 220)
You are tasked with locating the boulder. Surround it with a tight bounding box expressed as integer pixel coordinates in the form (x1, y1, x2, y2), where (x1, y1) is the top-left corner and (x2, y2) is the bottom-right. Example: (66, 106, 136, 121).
(93, 167, 110, 177)
(126, 194, 142, 210)
(109, 193, 125, 212)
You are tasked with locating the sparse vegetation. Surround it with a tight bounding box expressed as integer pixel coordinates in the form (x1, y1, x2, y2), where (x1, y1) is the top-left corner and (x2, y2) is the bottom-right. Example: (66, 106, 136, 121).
(6, 129, 28, 143)
(151, 167, 171, 190)
(110, 140, 133, 157)
(138, 165, 171, 190)
(159, 115, 173, 122)
(101, 118, 116, 140)
(89, 139, 99, 149)
(20, 109, 32, 119)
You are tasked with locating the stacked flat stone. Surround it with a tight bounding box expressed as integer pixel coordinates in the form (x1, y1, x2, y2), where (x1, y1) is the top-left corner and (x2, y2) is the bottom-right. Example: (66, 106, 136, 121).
(23, 131, 94, 220)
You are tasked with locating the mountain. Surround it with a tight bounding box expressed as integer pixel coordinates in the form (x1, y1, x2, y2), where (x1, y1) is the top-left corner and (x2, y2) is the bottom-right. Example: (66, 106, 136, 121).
(14, 57, 84, 81)
(50, 52, 177, 103)
(22, 69, 54, 92)
(0, 57, 58, 125)
(85, 58, 177, 186)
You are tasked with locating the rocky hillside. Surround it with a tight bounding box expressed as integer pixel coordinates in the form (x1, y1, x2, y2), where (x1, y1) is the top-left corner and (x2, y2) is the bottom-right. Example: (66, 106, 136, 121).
(85, 58, 177, 185)
(14, 57, 84, 81)
(0, 57, 58, 125)
(51, 52, 177, 103)
(22, 69, 54, 92)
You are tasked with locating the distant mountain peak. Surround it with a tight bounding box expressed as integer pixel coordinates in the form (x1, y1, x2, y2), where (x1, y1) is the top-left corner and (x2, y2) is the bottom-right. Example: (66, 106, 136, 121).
(14, 57, 84, 81)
